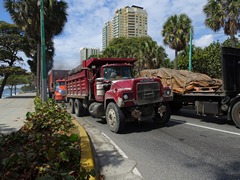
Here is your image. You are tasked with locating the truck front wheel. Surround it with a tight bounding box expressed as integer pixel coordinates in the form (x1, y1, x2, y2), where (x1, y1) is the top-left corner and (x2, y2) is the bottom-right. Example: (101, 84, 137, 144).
(74, 99, 85, 117)
(69, 99, 75, 114)
(106, 102, 125, 133)
(153, 102, 171, 125)
(231, 101, 240, 128)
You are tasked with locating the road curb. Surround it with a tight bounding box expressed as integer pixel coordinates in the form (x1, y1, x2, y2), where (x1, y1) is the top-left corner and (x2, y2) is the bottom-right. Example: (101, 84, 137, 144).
(71, 118, 98, 180)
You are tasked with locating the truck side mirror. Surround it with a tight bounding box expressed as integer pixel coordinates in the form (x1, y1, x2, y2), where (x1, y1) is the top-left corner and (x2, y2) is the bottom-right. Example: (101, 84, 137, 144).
(96, 78, 104, 82)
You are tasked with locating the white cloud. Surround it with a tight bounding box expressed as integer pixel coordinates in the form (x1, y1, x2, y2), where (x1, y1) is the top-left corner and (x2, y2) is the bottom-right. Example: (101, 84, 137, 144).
(51, 0, 227, 70)
(193, 34, 214, 48)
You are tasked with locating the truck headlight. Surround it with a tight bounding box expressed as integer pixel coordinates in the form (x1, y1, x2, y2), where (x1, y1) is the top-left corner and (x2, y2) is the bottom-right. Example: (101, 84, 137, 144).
(123, 94, 128, 100)
(122, 93, 134, 100)
(166, 90, 171, 95)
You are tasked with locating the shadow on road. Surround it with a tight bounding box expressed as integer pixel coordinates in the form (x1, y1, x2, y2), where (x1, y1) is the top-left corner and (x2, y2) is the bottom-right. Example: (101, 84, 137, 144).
(172, 108, 235, 126)
(6, 96, 36, 99)
(95, 118, 184, 134)
(0, 123, 19, 134)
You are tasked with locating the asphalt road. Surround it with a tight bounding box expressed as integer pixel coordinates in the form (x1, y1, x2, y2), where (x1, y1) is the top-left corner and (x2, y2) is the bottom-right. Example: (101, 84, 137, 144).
(71, 106, 240, 180)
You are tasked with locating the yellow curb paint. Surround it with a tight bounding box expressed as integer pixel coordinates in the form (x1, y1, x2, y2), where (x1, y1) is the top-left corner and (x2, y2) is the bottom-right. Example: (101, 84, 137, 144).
(72, 118, 97, 180)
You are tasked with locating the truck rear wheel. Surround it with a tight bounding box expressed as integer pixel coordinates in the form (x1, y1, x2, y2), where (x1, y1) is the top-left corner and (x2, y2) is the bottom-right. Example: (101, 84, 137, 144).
(153, 102, 171, 125)
(106, 102, 125, 133)
(74, 99, 85, 117)
(69, 99, 75, 114)
(231, 101, 240, 128)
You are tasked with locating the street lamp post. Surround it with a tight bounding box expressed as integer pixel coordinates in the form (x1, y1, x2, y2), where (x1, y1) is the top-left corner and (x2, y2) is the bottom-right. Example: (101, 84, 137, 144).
(39, 0, 47, 102)
(189, 27, 192, 72)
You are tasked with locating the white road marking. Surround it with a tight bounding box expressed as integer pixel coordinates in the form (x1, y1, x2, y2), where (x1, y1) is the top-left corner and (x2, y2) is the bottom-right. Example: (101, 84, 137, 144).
(171, 119, 240, 136)
(102, 132, 143, 179)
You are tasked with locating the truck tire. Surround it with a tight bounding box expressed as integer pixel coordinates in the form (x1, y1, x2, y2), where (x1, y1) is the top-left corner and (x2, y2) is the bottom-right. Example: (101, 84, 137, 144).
(74, 99, 85, 117)
(106, 102, 125, 133)
(69, 99, 75, 114)
(153, 102, 171, 125)
(231, 101, 240, 128)
(89, 102, 104, 118)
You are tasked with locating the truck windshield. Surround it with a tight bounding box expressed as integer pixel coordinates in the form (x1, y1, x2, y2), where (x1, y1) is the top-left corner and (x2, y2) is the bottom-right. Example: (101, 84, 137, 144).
(56, 82, 65, 86)
(103, 66, 133, 80)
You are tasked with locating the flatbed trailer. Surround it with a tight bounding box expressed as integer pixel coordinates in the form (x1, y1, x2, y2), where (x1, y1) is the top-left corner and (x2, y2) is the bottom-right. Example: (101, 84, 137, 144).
(171, 47, 240, 127)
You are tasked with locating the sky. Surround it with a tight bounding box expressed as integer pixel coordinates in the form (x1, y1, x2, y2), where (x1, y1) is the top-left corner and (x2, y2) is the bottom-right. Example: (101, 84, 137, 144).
(0, 0, 229, 72)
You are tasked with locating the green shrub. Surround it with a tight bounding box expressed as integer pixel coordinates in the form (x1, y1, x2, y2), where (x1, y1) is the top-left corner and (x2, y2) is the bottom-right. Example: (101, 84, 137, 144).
(0, 97, 95, 180)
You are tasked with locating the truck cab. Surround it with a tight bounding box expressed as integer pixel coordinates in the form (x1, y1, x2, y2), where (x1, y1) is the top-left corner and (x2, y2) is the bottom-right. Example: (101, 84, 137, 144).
(54, 80, 66, 102)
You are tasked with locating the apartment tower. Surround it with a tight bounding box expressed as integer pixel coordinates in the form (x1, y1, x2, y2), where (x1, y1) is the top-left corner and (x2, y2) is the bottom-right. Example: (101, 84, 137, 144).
(80, 47, 100, 63)
(102, 21, 113, 50)
(102, 5, 148, 49)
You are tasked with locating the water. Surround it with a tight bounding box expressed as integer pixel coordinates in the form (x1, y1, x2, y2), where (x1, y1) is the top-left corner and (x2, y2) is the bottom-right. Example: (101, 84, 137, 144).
(2, 89, 23, 98)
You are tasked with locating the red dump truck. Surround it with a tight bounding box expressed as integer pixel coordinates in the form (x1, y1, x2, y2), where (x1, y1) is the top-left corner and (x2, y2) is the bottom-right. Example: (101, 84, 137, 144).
(48, 70, 69, 102)
(66, 58, 173, 133)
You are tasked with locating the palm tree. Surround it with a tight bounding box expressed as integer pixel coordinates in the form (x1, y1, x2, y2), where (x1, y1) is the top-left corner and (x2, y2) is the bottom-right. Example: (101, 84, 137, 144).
(203, 0, 240, 48)
(139, 39, 167, 69)
(4, 0, 68, 96)
(102, 47, 118, 58)
(162, 14, 192, 70)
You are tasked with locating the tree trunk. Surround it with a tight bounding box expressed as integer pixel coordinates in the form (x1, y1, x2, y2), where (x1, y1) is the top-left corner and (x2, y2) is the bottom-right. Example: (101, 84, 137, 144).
(15, 85, 16, 95)
(175, 50, 178, 70)
(10, 85, 13, 97)
(230, 33, 236, 48)
(37, 42, 41, 96)
(0, 73, 10, 98)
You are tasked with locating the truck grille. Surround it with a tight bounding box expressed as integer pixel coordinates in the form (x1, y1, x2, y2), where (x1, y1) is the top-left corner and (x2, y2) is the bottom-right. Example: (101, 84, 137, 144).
(61, 90, 66, 96)
(137, 82, 160, 105)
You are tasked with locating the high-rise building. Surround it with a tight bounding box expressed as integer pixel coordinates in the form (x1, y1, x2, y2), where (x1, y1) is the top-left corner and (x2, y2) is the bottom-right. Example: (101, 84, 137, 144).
(102, 5, 148, 49)
(80, 47, 100, 63)
(102, 21, 113, 50)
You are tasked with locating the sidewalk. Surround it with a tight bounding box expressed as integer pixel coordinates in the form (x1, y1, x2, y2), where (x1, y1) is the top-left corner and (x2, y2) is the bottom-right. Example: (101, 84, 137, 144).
(0, 93, 35, 134)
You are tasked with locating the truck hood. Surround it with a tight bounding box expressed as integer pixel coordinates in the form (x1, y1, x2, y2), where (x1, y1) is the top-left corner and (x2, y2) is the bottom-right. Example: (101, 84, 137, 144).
(56, 86, 66, 91)
(56, 86, 66, 96)
(110, 77, 163, 93)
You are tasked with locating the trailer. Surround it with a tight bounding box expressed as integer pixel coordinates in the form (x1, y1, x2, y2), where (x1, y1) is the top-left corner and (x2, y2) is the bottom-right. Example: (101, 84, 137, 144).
(140, 47, 240, 128)
(48, 70, 69, 102)
(66, 58, 173, 133)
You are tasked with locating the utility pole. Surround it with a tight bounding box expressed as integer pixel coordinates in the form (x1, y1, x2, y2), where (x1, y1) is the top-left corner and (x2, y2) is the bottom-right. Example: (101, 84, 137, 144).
(189, 27, 192, 72)
(39, 0, 47, 102)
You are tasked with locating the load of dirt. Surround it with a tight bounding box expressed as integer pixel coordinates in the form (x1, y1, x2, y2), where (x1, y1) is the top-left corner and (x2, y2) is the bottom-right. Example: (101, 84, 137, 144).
(67, 65, 82, 76)
(136, 68, 222, 94)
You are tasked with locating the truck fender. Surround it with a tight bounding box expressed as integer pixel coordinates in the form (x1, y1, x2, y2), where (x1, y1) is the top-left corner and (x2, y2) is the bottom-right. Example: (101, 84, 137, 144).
(104, 98, 116, 110)
(227, 96, 240, 120)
